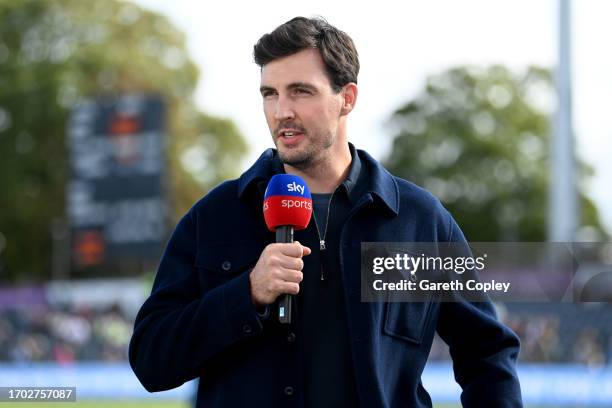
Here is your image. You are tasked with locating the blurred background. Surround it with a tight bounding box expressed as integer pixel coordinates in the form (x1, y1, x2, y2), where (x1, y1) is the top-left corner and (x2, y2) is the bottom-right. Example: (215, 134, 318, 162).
(0, 0, 611, 407)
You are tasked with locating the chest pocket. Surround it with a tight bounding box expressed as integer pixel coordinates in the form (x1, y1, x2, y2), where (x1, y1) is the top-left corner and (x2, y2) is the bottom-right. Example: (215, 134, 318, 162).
(377, 246, 441, 345)
(383, 299, 436, 345)
(195, 243, 263, 291)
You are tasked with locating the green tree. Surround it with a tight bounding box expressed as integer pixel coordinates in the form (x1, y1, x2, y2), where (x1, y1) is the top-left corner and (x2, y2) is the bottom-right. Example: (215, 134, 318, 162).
(0, 0, 247, 281)
(385, 65, 605, 241)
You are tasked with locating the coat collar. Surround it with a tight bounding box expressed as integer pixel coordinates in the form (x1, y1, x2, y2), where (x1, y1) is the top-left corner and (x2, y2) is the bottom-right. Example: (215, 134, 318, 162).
(237, 143, 399, 216)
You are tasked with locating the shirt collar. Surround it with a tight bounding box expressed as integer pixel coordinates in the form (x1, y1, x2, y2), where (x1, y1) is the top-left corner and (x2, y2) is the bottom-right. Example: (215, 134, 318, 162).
(339, 143, 362, 201)
(237, 143, 398, 216)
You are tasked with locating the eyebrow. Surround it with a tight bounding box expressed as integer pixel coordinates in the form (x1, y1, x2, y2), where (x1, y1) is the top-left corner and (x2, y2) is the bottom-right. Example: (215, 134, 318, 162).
(259, 82, 318, 95)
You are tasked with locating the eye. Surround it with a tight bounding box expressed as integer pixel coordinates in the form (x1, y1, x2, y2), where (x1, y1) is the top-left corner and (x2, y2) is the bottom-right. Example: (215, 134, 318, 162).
(261, 90, 277, 98)
(294, 88, 311, 95)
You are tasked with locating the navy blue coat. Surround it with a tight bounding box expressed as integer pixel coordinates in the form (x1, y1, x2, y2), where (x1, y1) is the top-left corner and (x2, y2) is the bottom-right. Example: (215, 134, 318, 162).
(129, 147, 522, 407)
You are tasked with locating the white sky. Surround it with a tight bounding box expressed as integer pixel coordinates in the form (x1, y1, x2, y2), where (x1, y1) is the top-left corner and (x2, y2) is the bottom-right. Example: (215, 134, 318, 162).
(134, 0, 612, 232)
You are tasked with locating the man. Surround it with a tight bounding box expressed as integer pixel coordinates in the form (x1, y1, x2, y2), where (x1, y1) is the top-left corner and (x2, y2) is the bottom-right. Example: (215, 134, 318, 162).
(129, 17, 522, 407)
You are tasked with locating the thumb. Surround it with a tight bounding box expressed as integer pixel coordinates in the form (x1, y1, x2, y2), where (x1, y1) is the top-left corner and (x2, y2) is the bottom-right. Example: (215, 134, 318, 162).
(294, 241, 312, 257)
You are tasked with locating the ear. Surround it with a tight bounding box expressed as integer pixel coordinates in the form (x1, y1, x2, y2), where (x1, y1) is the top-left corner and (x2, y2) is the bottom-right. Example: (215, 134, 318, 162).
(340, 83, 358, 115)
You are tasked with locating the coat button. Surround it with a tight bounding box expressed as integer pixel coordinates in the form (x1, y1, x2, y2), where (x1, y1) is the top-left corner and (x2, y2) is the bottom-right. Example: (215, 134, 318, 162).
(242, 324, 252, 334)
(221, 261, 232, 271)
(287, 332, 296, 343)
(284, 386, 294, 396)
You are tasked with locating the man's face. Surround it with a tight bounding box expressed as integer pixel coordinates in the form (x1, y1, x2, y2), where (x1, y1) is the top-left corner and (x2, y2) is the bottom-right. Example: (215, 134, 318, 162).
(260, 48, 345, 169)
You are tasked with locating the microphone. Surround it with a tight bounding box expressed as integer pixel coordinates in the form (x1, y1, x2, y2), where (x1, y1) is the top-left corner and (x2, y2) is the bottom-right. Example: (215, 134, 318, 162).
(263, 174, 312, 324)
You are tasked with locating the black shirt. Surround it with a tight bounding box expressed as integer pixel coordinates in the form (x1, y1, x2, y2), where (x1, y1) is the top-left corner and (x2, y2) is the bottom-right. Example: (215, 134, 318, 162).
(294, 146, 366, 408)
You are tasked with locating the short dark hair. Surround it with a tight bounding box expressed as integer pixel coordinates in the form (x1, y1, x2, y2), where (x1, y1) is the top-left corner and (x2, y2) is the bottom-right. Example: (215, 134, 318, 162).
(253, 16, 359, 93)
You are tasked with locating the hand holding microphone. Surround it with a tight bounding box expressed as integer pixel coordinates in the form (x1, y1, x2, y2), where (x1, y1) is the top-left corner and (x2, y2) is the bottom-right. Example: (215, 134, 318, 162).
(249, 241, 311, 306)
(249, 174, 313, 323)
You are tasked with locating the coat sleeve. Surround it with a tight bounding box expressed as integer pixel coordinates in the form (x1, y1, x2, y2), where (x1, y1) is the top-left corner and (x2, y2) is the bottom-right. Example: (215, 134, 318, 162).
(436, 216, 523, 407)
(128, 209, 264, 392)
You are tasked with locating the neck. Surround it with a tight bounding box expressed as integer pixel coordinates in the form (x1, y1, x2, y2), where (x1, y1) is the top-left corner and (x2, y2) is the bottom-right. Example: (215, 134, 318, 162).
(283, 143, 352, 194)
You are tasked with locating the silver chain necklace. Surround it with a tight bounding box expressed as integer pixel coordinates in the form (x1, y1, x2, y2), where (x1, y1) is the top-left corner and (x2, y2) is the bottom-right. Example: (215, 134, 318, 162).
(312, 189, 336, 280)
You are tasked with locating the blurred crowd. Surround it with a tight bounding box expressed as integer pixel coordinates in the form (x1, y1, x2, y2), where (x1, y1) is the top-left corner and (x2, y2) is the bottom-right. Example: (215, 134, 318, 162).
(427, 303, 612, 366)
(1, 303, 611, 366)
(505, 304, 612, 366)
(0, 304, 132, 364)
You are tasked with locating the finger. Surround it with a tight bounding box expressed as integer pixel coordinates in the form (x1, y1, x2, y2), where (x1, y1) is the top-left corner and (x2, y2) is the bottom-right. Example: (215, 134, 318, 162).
(277, 281, 300, 295)
(278, 256, 304, 270)
(278, 269, 303, 283)
(279, 242, 305, 258)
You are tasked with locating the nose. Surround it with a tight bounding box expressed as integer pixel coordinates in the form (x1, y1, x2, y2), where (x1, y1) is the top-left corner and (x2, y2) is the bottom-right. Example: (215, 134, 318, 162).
(274, 95, 295, 121)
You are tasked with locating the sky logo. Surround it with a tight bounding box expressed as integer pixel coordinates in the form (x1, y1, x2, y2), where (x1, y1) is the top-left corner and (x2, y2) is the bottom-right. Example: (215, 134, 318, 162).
(286, 181, 305, 195)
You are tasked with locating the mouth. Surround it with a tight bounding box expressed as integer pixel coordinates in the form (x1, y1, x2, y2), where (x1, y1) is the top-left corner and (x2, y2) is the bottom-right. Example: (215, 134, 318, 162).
(277, 129, 305, 146)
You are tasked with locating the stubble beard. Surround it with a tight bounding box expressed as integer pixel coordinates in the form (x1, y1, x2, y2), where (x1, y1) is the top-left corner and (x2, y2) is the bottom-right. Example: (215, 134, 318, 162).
(275, 131, 334, 171)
